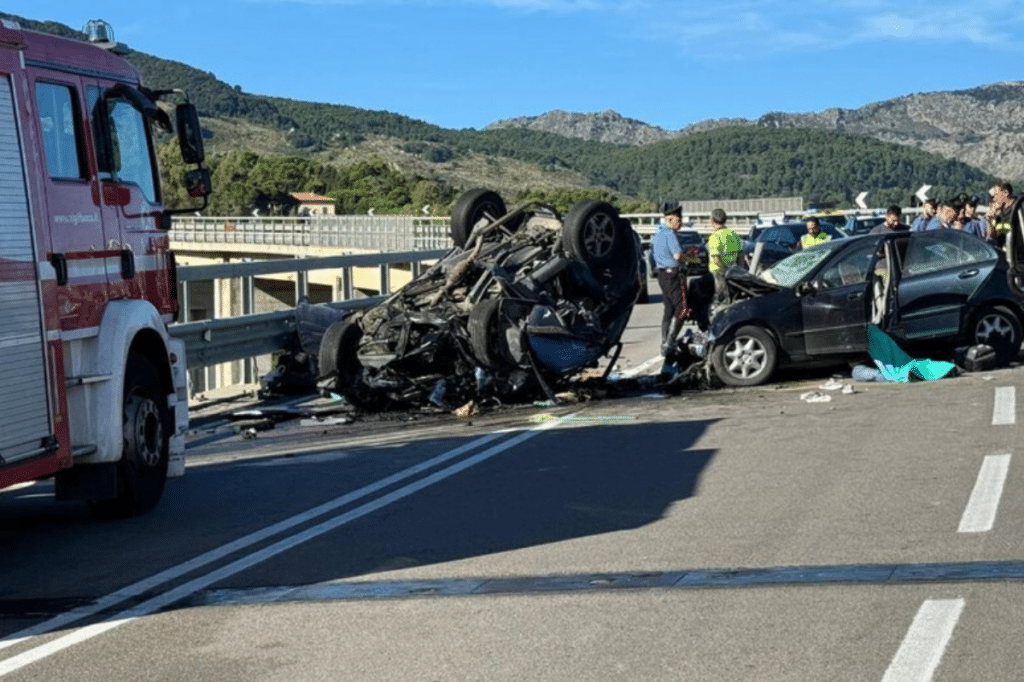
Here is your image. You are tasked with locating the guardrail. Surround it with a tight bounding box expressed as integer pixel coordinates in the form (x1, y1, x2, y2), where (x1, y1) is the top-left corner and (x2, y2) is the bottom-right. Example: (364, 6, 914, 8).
(171, 215, 453, 252)
(170, 249, 446, 380)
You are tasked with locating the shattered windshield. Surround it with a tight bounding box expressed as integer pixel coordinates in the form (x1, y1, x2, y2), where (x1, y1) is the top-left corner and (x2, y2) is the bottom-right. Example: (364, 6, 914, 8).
(764, 241, 844, 287)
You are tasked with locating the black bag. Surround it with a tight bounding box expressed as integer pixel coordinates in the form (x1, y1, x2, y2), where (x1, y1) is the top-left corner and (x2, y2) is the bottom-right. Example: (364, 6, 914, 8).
(954, 344, 996, 372)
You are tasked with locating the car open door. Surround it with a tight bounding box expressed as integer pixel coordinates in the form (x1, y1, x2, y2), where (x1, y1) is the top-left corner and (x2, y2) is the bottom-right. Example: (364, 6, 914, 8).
(802, 238, 881, 354)
(890, 230, 992, 341)
(1007, 196, 1024, 295)
(871, 237, 901, 330)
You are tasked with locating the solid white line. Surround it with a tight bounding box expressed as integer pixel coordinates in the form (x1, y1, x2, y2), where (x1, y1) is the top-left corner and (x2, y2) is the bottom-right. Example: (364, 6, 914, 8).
(958, 454, 1011, 533)
(618, 355, 663, 378)
(0, 418, 563, 677)
(991, 386, 1015, 425)
(0, 428, 511, 653)
(881, 599, 964, 682)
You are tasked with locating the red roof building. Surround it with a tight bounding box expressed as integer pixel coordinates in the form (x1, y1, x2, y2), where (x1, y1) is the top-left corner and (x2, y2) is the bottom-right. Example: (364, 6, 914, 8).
(291, 192, 336, 216)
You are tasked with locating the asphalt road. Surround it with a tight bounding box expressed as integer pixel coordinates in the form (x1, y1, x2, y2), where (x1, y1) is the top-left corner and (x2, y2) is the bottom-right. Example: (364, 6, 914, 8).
(2, 284, 1023, 681)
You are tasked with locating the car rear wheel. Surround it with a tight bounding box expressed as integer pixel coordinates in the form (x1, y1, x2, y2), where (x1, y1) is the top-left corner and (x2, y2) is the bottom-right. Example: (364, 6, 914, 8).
(711, 325, 777, 386)
(450, 189, 509, 248)
(971, 305, 1022, 366)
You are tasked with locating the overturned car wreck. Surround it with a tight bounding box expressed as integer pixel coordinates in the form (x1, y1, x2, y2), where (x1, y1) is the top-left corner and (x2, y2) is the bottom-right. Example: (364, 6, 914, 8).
(316, 189, 643, 410)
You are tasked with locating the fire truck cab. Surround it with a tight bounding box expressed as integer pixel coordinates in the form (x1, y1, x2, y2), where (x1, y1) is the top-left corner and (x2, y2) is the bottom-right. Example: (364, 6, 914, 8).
(0, 18, 210, 515)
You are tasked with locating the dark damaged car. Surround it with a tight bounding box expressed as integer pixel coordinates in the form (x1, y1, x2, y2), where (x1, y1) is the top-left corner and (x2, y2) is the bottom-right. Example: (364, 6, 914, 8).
(702, 222, 1024, 386)
(316, 189, 643, 409)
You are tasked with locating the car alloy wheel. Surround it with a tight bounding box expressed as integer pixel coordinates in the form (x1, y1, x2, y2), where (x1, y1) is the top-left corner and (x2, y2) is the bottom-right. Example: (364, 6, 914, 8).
(972, 305, 1022, 366)
(712, 325, 777, 386)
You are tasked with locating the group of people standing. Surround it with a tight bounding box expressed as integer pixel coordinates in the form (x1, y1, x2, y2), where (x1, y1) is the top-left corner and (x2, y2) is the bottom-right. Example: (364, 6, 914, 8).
(650, 203, 742, 354)
(648, 180, 1020, 357)
(904, 182, 1017, 250)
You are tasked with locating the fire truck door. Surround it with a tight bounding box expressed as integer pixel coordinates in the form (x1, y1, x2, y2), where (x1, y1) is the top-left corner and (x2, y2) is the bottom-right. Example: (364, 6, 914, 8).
(30, 71, 112, 329)
(0, 75, 55, 466)
(99, 89, 166, 305)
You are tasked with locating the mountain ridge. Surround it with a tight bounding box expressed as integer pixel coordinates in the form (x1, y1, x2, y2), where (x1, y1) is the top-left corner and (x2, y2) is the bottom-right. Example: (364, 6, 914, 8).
(486, 83, 1024, 182)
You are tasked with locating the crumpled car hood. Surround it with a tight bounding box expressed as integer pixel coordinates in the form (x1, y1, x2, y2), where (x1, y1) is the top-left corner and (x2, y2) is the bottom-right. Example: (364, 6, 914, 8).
(723, 266, 784, 299)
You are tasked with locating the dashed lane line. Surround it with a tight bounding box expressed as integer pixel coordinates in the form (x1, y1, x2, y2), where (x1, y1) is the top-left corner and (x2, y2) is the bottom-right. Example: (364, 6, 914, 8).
(991, 386, 1015, 425)
(958, 454, 1012, 533)
(880, 599, 964, 682)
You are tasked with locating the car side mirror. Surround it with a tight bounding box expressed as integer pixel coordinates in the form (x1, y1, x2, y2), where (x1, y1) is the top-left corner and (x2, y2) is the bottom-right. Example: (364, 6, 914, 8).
(798, 280, 818, 296)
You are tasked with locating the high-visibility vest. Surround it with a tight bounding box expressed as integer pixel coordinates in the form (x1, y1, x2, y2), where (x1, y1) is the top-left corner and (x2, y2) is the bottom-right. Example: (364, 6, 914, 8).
(801, 232, 830, 249)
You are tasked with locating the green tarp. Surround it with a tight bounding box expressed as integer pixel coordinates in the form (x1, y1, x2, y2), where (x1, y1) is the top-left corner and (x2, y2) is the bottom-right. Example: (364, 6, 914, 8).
(867, 324, 956, 382)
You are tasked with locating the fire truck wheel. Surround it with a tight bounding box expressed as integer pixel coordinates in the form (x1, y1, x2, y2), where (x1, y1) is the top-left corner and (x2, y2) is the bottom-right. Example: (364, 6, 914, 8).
(90, 354, 170, 518)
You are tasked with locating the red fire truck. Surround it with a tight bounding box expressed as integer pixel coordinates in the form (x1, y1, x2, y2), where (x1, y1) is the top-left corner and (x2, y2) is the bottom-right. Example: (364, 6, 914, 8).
(0, 18, 211, 515)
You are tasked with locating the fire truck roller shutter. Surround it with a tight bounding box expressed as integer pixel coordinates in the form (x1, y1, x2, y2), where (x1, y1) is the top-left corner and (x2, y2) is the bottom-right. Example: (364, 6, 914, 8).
(0, 74, 54, 467)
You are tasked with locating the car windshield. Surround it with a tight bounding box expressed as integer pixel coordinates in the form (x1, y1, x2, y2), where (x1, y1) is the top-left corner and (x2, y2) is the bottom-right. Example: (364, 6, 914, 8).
(677, 232, 703, 245)
(763, 240, 846, 287)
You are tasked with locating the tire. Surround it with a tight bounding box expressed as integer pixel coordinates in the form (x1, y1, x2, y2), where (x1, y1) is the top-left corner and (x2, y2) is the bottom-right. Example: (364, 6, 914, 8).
(971, 305, 1022, 367)
(561, 200, 625, 269)
(711, 325, 778, 387)
(319, 317, 378, 408)
(468, 298, 504, 369)
(90, 355, 169, 518)
(450, 189, 508, 248)
(468, 298, 525, 369)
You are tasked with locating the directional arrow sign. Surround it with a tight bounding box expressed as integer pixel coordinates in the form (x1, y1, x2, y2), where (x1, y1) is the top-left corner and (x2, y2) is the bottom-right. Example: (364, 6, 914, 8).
(916, 184, 932, 204)
(855, 191, 868, 210)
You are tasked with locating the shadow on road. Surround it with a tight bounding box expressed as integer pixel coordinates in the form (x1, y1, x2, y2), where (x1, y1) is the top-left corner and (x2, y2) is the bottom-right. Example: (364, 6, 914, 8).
(216, 418, 718, 587)
(0, 416, 716, 628)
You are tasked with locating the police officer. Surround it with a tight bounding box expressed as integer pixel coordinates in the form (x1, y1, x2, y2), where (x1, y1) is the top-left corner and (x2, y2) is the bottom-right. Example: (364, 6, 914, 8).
(651, 201, 689, 354)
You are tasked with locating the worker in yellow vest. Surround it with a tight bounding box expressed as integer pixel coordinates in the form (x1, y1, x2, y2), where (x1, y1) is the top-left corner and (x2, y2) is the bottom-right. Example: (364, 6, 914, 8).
(799, 216, 831, 250)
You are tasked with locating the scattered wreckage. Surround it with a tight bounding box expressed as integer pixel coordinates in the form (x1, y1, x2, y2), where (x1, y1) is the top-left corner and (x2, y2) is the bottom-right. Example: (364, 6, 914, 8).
(312, 189, 644, 410)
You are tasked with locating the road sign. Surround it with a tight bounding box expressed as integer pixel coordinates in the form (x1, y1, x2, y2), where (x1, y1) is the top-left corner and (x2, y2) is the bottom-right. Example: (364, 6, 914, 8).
(916, 185, 932, 204)
(855, 191, 868, 210)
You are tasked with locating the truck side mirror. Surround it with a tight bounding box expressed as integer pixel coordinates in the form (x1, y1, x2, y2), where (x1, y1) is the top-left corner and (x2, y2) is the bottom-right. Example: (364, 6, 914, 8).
(176, 104, 205, 165)
(184, 168, 212, 198)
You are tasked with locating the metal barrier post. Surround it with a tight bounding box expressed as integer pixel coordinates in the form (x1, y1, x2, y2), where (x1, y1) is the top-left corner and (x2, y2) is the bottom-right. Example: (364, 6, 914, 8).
(342, 267, 354, 300)
(241, 271, 255, 384)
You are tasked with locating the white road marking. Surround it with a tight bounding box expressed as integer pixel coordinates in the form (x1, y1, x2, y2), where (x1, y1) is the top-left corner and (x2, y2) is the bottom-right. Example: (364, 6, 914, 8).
(0, 418, 564, 677)
(0, 428, 512, 653)
(617, 355, 663, 378)
(958, 454, 1011, 533)
(991, 386, 1015, 425)
(881, 598, 964, 682)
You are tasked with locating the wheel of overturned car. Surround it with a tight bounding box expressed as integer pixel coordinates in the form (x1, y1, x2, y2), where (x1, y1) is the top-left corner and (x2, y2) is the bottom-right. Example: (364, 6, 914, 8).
(561, 200, 626, 269)
(450, 189, 509, 248)
(468, 298, 517, 370)
(971, 305, 1022, 367)
(711, 325, 777, 387)
(318, 317, 379, 409)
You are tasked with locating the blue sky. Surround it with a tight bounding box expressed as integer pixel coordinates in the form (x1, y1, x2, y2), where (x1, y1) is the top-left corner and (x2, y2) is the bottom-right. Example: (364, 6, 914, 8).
(7, 1, 1022, 131)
